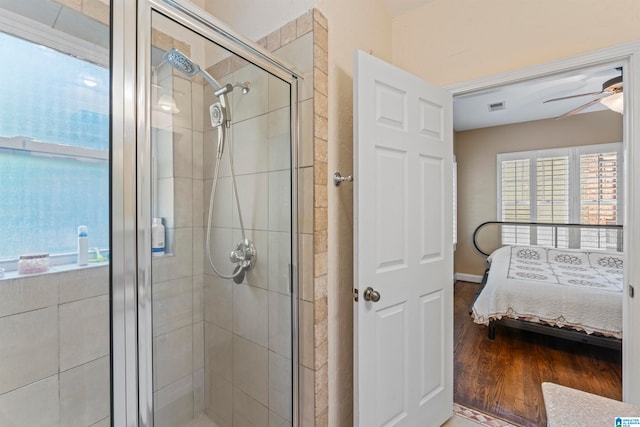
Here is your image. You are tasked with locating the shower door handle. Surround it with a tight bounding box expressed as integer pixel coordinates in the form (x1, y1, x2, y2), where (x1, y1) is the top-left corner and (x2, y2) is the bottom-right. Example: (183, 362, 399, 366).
(363, 287, 381, 302)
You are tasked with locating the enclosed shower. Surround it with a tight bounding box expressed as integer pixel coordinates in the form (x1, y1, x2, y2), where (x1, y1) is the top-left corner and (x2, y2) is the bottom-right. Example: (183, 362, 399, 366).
(144, 4, 300, 426)
(0, 0, 300, 425)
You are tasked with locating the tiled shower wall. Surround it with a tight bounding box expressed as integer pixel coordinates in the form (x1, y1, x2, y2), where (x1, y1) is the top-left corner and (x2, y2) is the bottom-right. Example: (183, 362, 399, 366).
(150, 32, 207, 427)
(0, 266, 110, 426)
(265, 10, 330, 427)
(200, 39, 297, 427)
(0, 7, 329, 427)
(200, 8, 329, 427)
(150, 10, 330, 425)
(149, 11, 330, 424)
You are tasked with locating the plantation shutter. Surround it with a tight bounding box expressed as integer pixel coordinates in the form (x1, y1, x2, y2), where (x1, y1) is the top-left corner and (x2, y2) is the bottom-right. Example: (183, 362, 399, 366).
(580, 151, 620, 249)
(536, 156, 569, 247)
(499, 158, 530, 244)
(497, 143, 622, 250)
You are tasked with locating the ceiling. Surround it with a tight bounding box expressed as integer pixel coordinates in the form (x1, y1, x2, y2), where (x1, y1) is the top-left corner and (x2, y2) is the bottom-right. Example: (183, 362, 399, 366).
(373, 0, 624, 133)
(2, 0, 624, 134)
(453, 64, 623, 131)
(0, 0, 109, 49)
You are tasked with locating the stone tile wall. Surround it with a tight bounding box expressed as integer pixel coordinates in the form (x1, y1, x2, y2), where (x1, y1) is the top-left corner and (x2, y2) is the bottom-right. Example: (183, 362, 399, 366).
(199, 8, 329, 427)
(257, 9, 330, 427)
(0, 266, 110, 426)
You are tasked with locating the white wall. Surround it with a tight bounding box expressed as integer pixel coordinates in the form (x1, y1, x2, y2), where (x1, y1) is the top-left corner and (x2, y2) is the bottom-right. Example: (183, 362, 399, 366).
(204, 0, 313, 41)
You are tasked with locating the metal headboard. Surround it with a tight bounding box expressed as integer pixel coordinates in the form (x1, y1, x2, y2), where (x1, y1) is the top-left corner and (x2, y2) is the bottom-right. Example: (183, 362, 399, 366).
(472, 221, 624, 257)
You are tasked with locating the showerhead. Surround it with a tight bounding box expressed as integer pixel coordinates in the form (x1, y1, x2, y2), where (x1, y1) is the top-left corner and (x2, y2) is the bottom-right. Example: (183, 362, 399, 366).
(210, 102, 225, 128)
(162, 49, 249, 100)
(163, 49, 200, 77)
(213, 82, 251, 97)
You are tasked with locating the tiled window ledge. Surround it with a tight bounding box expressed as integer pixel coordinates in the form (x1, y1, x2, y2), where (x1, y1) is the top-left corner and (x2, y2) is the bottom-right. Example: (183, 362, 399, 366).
(0, 261, 108, 281)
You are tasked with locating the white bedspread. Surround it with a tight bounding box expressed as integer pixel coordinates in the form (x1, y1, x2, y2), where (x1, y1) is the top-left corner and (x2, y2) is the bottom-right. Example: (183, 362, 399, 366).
(471, 245, 623, 338)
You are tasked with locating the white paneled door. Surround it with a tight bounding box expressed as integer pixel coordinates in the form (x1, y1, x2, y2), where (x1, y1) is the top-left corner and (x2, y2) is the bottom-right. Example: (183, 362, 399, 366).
(354, 50, 454, 427)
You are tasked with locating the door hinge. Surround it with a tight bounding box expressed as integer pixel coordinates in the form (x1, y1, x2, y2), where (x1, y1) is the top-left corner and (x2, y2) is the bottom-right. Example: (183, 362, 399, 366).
(630, 284, 635, 298)
(353, 288, 358, 302)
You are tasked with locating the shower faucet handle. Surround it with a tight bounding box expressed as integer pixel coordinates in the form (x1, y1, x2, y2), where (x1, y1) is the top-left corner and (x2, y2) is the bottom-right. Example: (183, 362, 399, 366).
(229, 239, 257, 269)
(229, 248, 245, 263)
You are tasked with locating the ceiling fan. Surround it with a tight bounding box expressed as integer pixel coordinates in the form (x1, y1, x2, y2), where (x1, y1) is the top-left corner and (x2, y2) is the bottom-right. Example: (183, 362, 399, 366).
(544, 72, 624, 119)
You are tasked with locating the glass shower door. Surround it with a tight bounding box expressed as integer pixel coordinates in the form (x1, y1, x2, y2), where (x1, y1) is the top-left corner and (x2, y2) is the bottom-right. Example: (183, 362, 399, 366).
(145, 7, 296, 426)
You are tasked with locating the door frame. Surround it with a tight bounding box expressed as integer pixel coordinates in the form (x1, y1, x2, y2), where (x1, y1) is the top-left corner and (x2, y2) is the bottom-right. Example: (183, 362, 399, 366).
(445, 40, 640, 403)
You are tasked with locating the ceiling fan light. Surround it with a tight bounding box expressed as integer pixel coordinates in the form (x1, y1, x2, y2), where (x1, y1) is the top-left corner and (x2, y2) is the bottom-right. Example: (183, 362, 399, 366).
(600, 92, 624, 114)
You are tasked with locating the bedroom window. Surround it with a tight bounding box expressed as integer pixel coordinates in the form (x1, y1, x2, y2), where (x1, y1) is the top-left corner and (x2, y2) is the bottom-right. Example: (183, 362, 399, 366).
(497, 142, 623, 250)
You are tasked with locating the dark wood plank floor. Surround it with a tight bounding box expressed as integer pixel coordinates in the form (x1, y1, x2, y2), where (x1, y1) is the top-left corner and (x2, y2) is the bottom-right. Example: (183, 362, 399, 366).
(453, 281, 622, 427)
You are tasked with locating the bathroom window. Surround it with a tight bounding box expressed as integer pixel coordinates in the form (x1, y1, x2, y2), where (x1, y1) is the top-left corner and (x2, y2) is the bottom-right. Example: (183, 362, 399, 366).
(0, 31, 109, 261)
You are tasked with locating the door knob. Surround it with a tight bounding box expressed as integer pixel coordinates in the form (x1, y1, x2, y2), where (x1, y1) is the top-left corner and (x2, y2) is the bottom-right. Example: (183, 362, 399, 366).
(363, 287, 381, 302)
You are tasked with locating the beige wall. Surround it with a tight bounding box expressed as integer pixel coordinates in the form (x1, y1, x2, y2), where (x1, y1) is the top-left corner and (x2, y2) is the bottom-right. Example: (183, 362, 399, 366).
(316, 0, 392, 425)
(455, 110, 623, 276)
(314, 0, 636, 423)
(392, 0, 640, 86)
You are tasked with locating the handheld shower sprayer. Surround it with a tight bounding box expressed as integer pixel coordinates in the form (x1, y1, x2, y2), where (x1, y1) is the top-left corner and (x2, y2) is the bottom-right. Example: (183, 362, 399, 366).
(162, 49, 200, 77)
(163, 48, 230, 158)
(160, 48, 256, 282)
(163, 49, 228, 105)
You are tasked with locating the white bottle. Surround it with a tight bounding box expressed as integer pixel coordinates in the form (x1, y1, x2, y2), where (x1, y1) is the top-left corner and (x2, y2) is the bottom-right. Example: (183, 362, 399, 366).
(151, 217, 165, 257)
(77, 225, 88, 266)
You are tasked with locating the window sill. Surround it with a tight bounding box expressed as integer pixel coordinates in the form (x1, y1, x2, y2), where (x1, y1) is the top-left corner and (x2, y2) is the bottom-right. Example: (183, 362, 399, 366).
(0, 261, 109, 281)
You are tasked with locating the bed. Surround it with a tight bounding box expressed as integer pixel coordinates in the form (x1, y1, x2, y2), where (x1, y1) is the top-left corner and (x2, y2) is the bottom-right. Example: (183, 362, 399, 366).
(470, 221, 624, 349)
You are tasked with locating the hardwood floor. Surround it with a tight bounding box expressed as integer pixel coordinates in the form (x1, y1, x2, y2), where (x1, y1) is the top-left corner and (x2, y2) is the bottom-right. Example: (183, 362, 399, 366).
(453, 281, 622, 427)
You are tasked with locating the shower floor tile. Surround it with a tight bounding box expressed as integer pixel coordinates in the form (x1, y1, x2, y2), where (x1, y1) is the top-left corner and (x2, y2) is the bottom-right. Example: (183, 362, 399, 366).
(182, 414, 219, 427)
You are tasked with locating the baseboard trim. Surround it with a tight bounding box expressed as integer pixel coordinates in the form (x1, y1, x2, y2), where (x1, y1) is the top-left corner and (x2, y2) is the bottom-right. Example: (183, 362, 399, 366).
(454, 273, 483, 283)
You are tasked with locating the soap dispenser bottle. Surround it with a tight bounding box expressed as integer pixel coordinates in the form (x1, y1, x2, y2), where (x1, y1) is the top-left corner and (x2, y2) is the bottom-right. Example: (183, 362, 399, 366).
(151, 217, 165, 257)
(77, 225, 88, 266)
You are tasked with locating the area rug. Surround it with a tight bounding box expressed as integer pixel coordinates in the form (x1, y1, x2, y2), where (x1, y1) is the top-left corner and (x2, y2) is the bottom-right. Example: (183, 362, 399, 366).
(453, 403, 520, 427)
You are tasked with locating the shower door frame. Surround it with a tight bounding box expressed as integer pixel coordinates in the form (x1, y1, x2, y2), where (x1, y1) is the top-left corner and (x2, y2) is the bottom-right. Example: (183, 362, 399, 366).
(133, 0, 303, 426)
(112, 0, 140, 425)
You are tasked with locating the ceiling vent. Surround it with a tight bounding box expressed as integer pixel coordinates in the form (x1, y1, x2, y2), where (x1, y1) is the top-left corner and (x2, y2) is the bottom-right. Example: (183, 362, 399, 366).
(488, 101, 506, 112)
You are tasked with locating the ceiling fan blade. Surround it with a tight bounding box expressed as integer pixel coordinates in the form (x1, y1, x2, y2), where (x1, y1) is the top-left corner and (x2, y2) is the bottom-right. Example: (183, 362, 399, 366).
(556, 98, 603, 120)
(544, 91, 604, 103)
